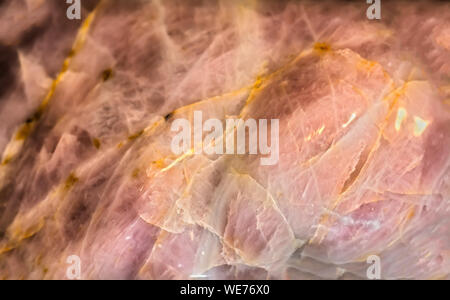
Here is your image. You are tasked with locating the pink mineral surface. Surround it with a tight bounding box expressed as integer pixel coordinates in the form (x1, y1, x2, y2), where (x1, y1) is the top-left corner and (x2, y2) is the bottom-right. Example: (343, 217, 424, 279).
(0, 0, 449, 279)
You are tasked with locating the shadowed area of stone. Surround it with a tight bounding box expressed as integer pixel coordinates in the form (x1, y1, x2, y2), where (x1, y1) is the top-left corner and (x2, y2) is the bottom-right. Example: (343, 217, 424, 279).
(0, 0, 449, 280)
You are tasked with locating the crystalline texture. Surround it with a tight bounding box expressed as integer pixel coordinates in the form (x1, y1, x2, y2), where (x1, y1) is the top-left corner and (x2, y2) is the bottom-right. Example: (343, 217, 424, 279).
(0, 0, 449, 279)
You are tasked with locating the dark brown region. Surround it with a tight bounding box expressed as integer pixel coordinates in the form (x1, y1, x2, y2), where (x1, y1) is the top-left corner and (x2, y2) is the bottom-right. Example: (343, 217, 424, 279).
(0, 44, 18, 99)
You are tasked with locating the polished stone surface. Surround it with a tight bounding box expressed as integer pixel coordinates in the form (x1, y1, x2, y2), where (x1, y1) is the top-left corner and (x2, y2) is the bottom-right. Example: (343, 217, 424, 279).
(0, 0, 449, 279)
